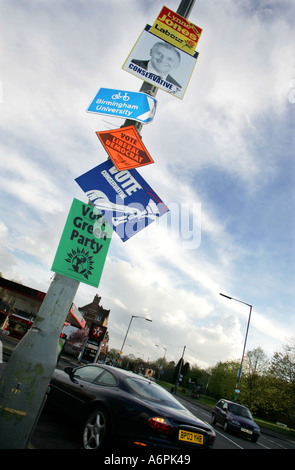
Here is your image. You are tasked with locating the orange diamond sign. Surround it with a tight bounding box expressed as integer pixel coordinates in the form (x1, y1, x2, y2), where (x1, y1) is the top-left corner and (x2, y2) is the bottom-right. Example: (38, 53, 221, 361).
(96, 126, 154, 171)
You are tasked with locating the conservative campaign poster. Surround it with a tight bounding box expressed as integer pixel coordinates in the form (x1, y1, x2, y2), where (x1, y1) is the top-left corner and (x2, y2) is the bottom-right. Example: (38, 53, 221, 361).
(122, 25, 199, 100)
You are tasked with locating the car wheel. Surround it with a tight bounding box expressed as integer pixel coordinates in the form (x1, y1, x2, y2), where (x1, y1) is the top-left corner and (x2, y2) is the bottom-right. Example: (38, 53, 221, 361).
(223, 421, 229, 432)
(211, 414, 216, 424)
(82, 407, 110, 450)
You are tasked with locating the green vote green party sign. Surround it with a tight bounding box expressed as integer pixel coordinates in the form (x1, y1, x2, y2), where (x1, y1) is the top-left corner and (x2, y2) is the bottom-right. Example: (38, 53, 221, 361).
(51, 198, 113, 287)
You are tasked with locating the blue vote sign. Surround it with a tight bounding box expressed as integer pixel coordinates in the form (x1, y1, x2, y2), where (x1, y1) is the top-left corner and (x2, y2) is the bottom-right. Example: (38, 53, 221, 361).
(75, 160, 169, 242)
(87, 88, 157, 124)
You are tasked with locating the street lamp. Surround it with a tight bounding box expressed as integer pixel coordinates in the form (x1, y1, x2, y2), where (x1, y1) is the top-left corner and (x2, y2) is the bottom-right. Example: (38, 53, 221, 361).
(155, 344, 167, 360)
(219, 293, 253, 401)
(120, 315, 152, 357)
(155, 344, 167, 379)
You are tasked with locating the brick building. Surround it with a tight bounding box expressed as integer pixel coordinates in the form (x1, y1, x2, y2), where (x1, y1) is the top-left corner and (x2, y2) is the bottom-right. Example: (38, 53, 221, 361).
(79, 294, 110, 329)
(79, 294, 110, 357)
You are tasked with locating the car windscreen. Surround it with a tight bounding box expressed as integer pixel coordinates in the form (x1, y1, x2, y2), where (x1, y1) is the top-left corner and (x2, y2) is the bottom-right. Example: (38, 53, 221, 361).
(126, 377, 183, 407)
(228, 403, 253, 419)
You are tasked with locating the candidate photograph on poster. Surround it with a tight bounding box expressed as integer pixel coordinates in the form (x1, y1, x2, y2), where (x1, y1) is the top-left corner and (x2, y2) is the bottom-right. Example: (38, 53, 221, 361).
(122, 25, 198, 100)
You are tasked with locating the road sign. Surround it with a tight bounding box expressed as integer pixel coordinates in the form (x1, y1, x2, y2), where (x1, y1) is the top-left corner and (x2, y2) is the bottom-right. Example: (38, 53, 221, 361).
(87, 88, 157, 124)
(96, 125, 154, 171)
(75, 159, 169, 242)
(51, 198, 113, 287)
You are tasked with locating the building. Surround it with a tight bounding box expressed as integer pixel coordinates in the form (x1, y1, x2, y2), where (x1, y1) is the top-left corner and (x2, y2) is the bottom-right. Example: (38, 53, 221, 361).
(79, 294, 110, 359)
(65, 303, 86, 330)
(0, 277, 85, 340)
(0, 277, 110, 360)
(0, 277, 46, 339)
(78, 294, 110, 329)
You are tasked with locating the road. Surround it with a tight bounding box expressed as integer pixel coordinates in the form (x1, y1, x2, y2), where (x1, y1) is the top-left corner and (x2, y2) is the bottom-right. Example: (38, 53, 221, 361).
(29, 393, 295, 450)
(177, 396, 295, 450)
(1, 333, 295, 451)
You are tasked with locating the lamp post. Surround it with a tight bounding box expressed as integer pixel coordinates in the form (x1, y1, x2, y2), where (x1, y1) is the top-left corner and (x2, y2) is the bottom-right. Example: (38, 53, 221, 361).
(119, 315, 152, 360)
(155, 344, 167, 379)
(155, 344, 167, 360)
(220, 293, 252, 401)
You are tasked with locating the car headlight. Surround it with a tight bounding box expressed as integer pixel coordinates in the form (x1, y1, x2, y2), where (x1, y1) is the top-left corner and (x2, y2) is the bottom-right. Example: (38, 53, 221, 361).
(231, 419, 240, 426)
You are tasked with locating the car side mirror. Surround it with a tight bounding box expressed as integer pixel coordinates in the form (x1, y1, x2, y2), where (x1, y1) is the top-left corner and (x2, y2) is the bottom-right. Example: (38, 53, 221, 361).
(64, 366, 79, 383)
(65, 367, 74, 377)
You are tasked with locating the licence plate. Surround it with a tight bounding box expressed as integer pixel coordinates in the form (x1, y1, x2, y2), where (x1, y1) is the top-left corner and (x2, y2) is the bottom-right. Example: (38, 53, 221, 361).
(241, 428, 253, 435)
(178, 430, 204, 445)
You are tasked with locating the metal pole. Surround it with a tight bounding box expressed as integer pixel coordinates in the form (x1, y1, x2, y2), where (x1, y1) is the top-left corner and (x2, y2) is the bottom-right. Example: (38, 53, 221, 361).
(155, 344, 167, 379)
(236, 304, 252, 392)
(176, 0, 196, 17)
(174, 345, 186, 393)
(120, 315, 152, 356)
(219, 293, 253, 401)
(0, 274, 79, 448)
(120, 315, 134, 355)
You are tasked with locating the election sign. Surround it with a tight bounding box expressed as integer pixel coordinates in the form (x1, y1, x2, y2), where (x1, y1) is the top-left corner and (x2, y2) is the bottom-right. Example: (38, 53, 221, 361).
(75, 160, 169, 242)
(122, 25, 199, 100)
(87, 88, 157, 124)
(96, 125, 154, 171)
(150, 6, 202, 55)
(51, 198, 113, 287)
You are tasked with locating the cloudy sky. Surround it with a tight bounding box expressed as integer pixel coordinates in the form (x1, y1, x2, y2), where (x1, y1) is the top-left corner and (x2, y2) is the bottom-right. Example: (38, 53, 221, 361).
(1, 0, 294, 369)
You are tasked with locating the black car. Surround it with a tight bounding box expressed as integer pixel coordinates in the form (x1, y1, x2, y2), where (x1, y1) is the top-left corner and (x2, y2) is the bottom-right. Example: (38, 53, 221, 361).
(47, 363, 215, 450)
(211, 399, 260, 442)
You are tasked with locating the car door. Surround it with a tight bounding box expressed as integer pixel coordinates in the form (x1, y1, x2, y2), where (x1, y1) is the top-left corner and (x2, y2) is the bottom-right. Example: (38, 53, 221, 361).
(220, 401, 228, 425)
(215, 400, 226, 425)
(59, 365, 105, 414)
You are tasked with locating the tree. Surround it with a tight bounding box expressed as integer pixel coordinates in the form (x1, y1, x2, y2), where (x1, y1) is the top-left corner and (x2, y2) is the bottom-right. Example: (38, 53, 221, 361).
(67, 328, 88, 346)
(270, 338, 295, 385)
(241, 348, 269, 412)
(107, 348, 120, 364)
(161, 361, 175, 383)
(209, 360, 240, 400)
(245, 347, 269, 376)
(188, 365, 211, 393)
(267, 338, 295, 424)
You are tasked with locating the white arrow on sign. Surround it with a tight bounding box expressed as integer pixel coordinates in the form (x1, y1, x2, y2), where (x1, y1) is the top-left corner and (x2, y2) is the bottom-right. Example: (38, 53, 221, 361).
(86, 88, 157, 124)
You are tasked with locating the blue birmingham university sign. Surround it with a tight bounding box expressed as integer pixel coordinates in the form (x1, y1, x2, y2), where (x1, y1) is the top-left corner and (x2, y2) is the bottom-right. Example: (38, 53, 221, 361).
(87, 88, 157, 124)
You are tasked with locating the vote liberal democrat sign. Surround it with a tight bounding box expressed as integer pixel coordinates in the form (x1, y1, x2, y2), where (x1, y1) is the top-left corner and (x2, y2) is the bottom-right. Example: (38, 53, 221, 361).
(51, 198, 112, 287)
(96, 126, 154, 171)
(75, 160, 169, 242)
